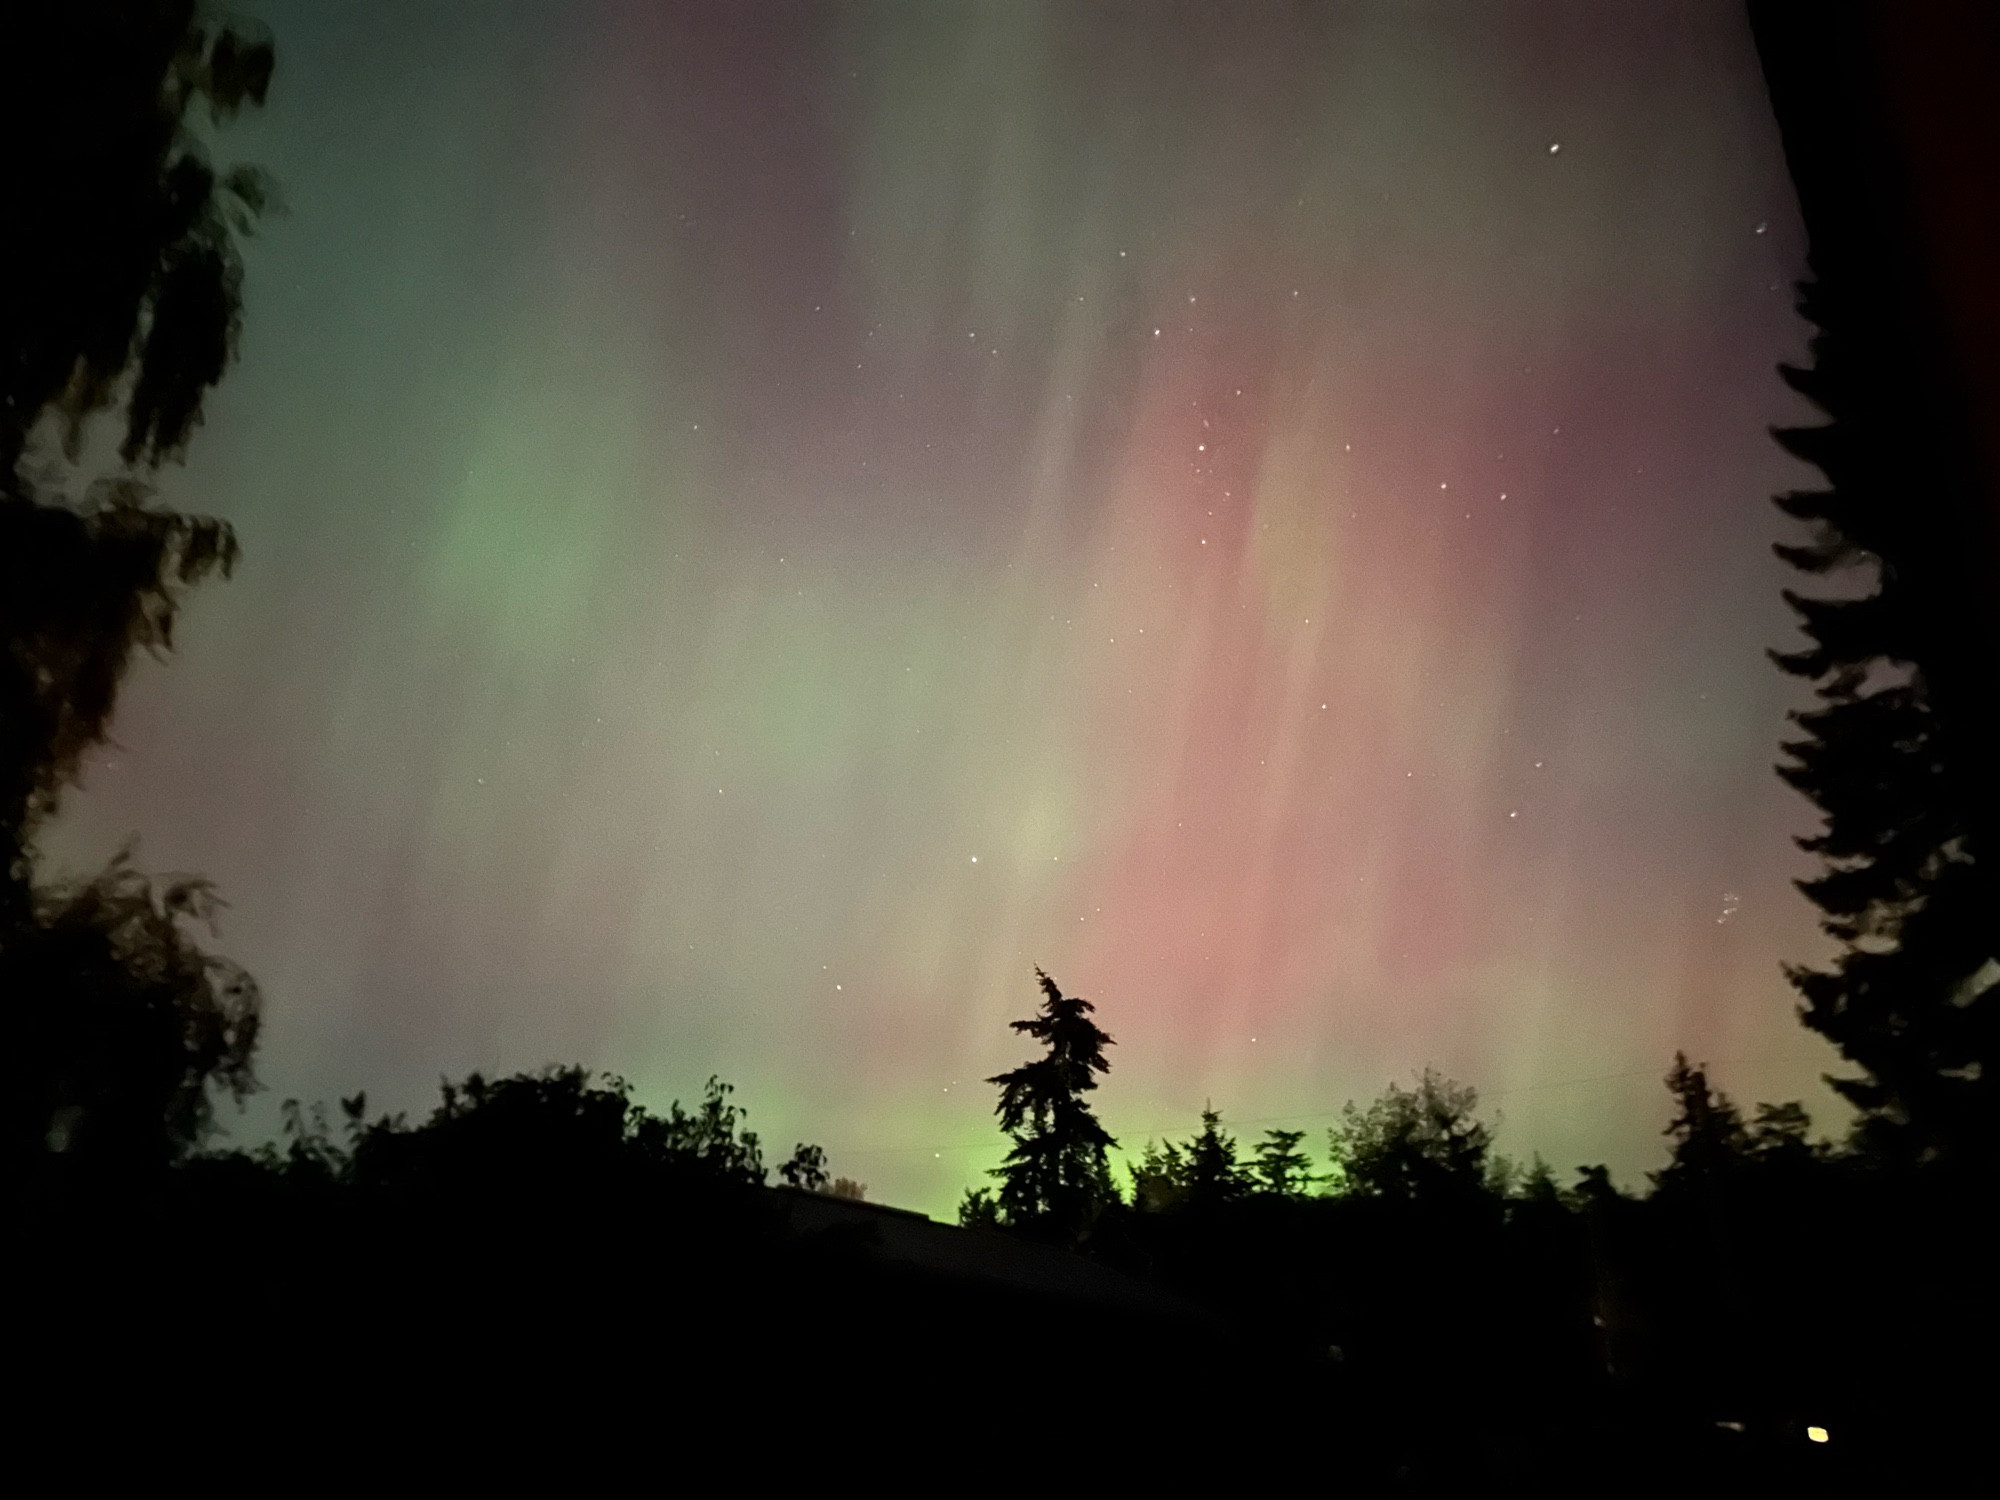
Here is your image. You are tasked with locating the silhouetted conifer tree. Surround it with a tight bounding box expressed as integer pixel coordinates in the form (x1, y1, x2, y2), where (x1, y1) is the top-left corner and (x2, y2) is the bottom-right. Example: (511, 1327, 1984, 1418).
(1181, 1106, 1247, 1210)
(1651, 1053, 1748, 1192)
(1744, 1100, 1816, 1169)
(985, 968, 1118, 1239)
(1513, 1153, 1563, 1205)
(1247, 1127, 1314, 1197)
(1126, 1139, 1188, 1213)
(1754, 3, 2000, 1171)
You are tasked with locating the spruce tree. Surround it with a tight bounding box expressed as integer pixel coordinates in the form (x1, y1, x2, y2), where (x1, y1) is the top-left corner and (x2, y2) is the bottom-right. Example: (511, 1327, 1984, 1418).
(1768, 280, 1998, 1169)
(985, 968, 1118, 1239)
(1248, 1127, 1314, 1198)
(1754, 2, 2000, 1171)
(1651, 1053, 1747, 1193)
(1181, 1105, 1247, 1210)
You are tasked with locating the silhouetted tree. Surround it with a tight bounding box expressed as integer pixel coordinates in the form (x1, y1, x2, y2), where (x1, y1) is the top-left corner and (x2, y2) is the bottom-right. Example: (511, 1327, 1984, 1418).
(1181, 1106, 1247, 1210)
(2, 2, 274, 1179)
(1744, 1100, 1817, 1169)
(985, 968, 1118, 1239)
(957, 1186, 1001, 1228)
(1328, 1069, 1494, 1204)
(1127, 1139, 1188, 1213)
(1248, 1127, 1314, 1198)
(630, 1075, 766, 1186)
(779, 1141, 829, 1192)
(1563, 1162, 1623, 1212)
(1753, 2, 1999, 1172)
(1651, 1053, 1748, 1193)
(3, 848, 258, 1176)
(1, 2, 275, 478)
(349, 1067, 771, 1195)
(1512, 1153, 1563, 1206)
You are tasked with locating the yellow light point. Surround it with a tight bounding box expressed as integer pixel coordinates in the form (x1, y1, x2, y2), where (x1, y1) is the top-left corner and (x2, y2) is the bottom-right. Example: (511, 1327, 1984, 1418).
(1806, 1426, 1830, 1444)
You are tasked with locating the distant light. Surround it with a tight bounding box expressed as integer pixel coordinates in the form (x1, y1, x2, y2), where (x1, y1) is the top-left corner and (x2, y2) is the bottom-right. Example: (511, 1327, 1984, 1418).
(1807, 1426, 1829, 1444)
(1549, 142, 1561, 154)
(969, 856, 977, 863)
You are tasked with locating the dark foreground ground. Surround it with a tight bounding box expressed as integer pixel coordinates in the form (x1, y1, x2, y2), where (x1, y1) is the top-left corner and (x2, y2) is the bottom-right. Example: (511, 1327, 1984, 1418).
(11, 1176, 1977, 1494)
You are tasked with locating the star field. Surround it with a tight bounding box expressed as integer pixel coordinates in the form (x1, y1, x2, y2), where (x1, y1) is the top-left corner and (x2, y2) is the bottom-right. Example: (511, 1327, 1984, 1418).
(45, 0, 1837, 1214)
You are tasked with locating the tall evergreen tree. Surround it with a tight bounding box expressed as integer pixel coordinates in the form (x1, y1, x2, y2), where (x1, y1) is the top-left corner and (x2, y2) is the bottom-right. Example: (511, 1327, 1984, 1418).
(1248, 1127, 1314, 1198)
(985, 968, 1118, 1239)
(1754, 1, 2000, 1171)
(1125, 1139, 1188, 1214)
(1181, 1105, 1247, 1210)
(1650, 1053, 1747, 1193)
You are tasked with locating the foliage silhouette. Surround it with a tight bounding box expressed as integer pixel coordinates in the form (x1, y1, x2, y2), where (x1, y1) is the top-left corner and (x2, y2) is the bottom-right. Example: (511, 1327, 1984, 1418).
(1125, 1105, 1253, 1213)
(1, 2, 275, 476)
(984, 967, 1118, 1239)
(3, 846, 258, 1178)
(1, 1, 272, 1181)
(778, 1140, 829, 1191)
(343, 1067, 777, 1197)
(1127, 1137, 1189, 1213)
(1325, 1068, 1495, 1204)
(1180, 1105, 1248, 1210)
(1752, 0, 2000, 1173)
(1247, 1126, 1315, 1198)
(1653, 1052, 1749, 1191)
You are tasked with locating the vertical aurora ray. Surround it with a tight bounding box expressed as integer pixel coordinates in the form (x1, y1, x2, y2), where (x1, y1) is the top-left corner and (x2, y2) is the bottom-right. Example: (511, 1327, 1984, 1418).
(45, 1, 1834, 1214)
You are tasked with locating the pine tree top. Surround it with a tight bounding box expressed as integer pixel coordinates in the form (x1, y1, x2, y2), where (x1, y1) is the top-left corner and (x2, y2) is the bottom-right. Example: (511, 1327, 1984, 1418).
(986, 967, 1116, 1137)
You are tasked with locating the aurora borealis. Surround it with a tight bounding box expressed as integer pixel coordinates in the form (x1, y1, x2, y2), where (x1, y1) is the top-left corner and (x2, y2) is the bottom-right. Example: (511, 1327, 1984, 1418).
(45, 1, 1839, 1214)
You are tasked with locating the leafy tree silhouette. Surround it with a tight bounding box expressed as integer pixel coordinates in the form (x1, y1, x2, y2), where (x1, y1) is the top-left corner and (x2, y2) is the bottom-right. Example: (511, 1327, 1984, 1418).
(778, 1141, 829, 1191)
(5, 849, 257, 1177)
(984, 967, 1118, 1240)
(1327, 1069, 1495, 1203)
(1248, 1126, 1315, 1198)
(1752, 0, 2000, 1173)
(0, 2, 275, 478)
(348, 1067, 774, 1196)
(1, 3, 274, 1180)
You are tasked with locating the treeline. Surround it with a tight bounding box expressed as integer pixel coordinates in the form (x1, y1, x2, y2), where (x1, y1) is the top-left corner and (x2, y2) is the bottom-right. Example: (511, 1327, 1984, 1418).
(939, 968, 1986, 1487)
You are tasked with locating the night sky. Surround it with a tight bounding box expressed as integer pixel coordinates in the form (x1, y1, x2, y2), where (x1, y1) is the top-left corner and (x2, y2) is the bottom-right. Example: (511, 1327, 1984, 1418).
(47, 1, 1840, 1214)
